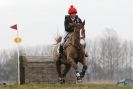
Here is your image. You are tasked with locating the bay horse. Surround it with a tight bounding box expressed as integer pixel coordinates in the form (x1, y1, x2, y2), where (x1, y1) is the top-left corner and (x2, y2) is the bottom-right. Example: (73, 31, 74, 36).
(53, 20, 88, 84)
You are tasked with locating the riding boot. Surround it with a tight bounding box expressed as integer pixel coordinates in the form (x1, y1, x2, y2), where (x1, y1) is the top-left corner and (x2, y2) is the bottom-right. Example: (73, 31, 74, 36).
(59, 44, 64, 55)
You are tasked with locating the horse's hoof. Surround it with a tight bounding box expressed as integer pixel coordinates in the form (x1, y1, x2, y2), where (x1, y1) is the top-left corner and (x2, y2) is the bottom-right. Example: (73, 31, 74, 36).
(77, 76, 82, 82)
(77, 80, 82, 83)
(58, 79, 65, 84)
(76, 77, 82, 83)
(62, 79, 65, 84)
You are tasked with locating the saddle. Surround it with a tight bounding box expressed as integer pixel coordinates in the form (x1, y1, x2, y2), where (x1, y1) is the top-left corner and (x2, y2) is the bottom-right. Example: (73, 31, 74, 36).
(63, 33, 73, 46)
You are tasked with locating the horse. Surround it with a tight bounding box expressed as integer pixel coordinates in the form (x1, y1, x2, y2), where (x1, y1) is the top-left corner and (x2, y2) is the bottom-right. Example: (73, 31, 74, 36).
(53, 20, 88, 84)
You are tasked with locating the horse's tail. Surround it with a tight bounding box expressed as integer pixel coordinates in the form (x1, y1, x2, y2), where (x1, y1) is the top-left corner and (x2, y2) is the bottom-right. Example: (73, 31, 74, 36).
(54, 36, 62, 45)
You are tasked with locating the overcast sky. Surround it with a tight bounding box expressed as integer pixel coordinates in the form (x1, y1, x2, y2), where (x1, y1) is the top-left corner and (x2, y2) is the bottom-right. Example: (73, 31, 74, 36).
(0, 0, 133, 51)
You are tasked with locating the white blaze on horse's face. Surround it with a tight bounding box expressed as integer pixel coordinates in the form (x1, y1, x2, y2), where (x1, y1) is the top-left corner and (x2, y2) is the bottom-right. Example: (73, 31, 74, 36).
(80, 29, 83, 38)
(80, 29, 85, 45)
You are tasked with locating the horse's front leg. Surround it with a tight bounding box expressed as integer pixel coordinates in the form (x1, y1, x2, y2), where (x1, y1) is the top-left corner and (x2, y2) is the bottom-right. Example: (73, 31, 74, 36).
(68, 58, 81, 80)
(80, 58, 88, 78)
(62, 64, 71, 78)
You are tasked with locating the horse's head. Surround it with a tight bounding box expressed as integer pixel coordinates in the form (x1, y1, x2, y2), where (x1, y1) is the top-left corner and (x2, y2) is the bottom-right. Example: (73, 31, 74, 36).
(73, 20, 85, 39)
(70, 20, 85, 46)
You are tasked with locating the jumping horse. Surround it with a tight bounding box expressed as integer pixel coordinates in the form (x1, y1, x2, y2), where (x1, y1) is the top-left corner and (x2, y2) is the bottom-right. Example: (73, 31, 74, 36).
(53, 20, 88, 84)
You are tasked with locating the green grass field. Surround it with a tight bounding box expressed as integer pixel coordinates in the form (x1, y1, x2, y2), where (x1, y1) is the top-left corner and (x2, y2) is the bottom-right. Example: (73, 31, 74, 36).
(0, 84, 133, 89)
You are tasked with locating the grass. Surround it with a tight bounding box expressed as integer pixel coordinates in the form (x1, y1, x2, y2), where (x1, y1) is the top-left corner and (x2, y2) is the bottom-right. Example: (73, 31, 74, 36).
(0, 83, 133, 89)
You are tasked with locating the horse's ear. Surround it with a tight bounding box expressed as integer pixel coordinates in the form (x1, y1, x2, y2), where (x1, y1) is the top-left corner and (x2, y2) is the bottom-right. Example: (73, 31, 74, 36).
(82, 20, 85, 26)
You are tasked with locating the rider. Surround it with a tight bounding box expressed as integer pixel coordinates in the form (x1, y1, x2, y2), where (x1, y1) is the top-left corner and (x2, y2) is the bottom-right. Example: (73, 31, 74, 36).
(59, 5, 88, 57)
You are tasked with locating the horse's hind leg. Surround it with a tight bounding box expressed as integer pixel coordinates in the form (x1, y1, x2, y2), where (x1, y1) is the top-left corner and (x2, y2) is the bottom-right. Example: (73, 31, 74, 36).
(56, 61, 65, 84)
(56, 61, 62, 78)
(56, 64, 70, 84)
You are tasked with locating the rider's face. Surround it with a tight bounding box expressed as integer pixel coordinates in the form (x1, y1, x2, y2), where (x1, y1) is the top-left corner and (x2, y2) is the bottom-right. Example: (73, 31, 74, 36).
(70, 13, 76, 19)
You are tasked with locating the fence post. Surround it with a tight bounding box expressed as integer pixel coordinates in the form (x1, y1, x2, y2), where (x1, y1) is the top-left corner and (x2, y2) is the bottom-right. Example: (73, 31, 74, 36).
(19, 56, 25, 84)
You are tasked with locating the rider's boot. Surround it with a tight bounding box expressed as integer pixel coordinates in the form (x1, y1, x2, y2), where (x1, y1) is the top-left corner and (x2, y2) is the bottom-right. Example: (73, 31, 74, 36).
(59, 44, 64, 58)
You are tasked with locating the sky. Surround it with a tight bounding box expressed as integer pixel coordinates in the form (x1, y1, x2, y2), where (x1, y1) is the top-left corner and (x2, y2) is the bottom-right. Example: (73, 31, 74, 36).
(0, 0, 133, 51)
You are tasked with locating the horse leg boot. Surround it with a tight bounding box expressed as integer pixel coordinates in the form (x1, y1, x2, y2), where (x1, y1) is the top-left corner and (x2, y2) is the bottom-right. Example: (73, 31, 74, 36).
(80, 65, 87, 78)
(80, 59, 88, 78)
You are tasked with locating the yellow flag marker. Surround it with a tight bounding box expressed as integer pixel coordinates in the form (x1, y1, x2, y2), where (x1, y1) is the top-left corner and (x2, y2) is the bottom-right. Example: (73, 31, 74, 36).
(14, 37, 22, 43)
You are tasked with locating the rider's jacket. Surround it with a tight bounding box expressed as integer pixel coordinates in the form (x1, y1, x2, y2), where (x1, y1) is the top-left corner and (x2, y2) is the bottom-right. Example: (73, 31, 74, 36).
(64, 15, 82, 33)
